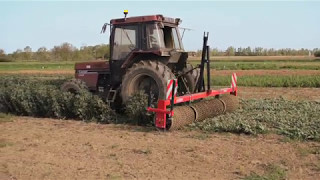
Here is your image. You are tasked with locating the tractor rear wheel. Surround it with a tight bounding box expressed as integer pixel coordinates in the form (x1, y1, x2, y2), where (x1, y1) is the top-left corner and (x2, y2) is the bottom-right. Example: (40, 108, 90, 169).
(61, 79, 88, 93)
(178, 64, 199, 95)
(121, 60, 175, 104)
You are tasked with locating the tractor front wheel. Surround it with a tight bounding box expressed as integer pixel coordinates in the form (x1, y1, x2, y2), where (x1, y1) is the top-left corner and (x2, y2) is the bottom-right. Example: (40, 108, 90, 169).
(61, 79, 88, 93)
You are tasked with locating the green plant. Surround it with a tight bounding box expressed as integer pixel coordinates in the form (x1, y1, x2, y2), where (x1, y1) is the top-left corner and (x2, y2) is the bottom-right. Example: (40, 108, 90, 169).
(0, 113, 13, 123)
(125, 91, 153, 125)
(191, 98, 320, 141)
(0, 77, 116, 123)
(314, 51, 320, 57)
(211, 75, 320, 87)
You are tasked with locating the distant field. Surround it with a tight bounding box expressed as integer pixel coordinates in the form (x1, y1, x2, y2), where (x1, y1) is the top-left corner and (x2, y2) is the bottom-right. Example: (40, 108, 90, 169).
(1, 57, 320, 72)
(188, 55, 318, 61)
(1, 57, 320, 88)
(0, 61, 75, 71)
(189, 60, 320, 70)
(210, 75, 320, 88)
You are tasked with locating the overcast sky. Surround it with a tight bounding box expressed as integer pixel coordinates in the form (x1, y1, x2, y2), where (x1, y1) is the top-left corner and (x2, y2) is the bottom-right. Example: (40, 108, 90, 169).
(0, 1, 319, 53)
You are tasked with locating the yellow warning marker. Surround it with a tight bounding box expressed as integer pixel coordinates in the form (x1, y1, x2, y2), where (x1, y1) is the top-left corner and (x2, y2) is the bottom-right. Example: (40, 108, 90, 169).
(124, 10, 128, 19)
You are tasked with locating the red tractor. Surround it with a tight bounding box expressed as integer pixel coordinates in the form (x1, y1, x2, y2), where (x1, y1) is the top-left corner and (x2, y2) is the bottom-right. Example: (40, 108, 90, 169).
(62, 12, 238, 130)
(62, 13, 199, 106)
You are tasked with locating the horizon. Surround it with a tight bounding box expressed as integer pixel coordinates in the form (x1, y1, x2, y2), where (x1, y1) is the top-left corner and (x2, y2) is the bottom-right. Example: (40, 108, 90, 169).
(1, 1, 319, 53)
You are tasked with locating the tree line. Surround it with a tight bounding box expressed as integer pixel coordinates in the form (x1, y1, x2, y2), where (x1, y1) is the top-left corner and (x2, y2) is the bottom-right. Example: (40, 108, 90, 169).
(195, 46, 320, 57)
(0, 43, 110, 62)
(0, 43, 319, 62)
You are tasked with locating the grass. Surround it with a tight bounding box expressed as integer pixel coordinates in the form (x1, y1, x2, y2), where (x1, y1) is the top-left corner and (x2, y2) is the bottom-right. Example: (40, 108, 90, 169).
(211, 75, 320, 87)
(190, 60, 320, 70)
(243, 164, 287, 180)
(0, 61, 75, 71)
(188, 56, 317, 61)
(0, 113, 13, 123)
(189, 98, 320, 141)
(1, 58, 320, 72)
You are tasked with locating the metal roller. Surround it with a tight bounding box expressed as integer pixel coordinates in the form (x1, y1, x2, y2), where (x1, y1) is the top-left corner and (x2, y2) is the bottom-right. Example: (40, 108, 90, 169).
(190, 98, 226, 122)
(169, 106, 195, 130)
(168, 96, 239, 130)
(220, 95, 239, 113)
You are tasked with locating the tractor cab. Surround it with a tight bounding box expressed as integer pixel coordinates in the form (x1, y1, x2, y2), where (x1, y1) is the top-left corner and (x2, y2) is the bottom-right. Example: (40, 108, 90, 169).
(110, 14, 185, 61)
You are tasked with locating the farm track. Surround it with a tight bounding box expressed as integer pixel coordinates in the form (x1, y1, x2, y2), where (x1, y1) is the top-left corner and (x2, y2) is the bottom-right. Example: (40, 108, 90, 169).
(1, 117, 320, 180)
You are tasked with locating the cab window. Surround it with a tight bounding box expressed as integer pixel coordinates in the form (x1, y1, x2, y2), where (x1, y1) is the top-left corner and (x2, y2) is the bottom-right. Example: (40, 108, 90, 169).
(112, 26, 138, 60)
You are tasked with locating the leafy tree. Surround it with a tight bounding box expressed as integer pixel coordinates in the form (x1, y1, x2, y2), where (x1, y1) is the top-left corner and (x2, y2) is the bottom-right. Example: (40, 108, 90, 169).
(0, 49, 5, 57)
(94, 44, 109, 59)
(51, 42, 77, 61)
(35, 47, 50, 61)
(23, 46, 33, 60)
(225, 46, 235, 56)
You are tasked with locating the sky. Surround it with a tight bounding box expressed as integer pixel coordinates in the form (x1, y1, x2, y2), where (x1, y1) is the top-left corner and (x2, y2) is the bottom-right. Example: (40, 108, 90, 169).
(0, 1, 319, 53)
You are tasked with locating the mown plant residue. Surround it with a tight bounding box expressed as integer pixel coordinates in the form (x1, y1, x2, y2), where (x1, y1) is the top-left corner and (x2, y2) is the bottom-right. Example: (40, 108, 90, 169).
(190, 98, 320, 141)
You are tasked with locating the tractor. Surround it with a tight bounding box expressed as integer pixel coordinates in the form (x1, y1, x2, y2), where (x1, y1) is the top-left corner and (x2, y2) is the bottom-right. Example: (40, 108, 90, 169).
(61, 11, 239, 130)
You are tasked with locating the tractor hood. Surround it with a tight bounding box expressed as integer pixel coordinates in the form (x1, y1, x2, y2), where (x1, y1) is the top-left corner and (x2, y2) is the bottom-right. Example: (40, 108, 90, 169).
(75, 61, 109, 70)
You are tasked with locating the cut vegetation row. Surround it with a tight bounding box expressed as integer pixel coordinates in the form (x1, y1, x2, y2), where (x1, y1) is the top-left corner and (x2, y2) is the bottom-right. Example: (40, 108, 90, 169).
(1, 77, 320, 142)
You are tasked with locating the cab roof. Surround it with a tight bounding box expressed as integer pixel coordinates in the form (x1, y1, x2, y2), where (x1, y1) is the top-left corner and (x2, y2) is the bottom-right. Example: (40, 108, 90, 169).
(110, 14, 181, 25)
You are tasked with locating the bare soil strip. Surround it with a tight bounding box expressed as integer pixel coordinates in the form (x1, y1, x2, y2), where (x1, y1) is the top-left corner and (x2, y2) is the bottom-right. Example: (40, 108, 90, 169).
(238, 87, 320, 101)
(1, 118, 319, 180)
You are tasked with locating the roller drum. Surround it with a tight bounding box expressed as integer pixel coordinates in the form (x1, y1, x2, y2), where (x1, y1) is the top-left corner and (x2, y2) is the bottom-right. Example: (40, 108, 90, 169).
(190, 98, 226, 122)
(169, 106, 195, 130)
(168, 95, 239, 130)
(220, 95, 239, 113)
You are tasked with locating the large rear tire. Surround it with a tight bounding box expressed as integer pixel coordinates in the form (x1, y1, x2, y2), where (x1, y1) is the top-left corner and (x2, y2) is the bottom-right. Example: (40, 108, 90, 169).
(121, 60, 175, 104)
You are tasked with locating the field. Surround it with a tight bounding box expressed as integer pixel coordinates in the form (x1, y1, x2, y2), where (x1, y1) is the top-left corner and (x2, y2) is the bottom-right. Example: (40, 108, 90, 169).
(1, 56, 320, 179)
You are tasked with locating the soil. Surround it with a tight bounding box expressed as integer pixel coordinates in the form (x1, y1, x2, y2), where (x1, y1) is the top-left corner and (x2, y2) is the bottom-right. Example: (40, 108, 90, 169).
(237, 87, 320, 101)
(1, 117, 320, 180)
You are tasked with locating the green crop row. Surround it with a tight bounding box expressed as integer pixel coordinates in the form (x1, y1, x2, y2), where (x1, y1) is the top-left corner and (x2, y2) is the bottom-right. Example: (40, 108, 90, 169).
(189, 61, 320, 70)
(211, 75, 320, 87)
(0, 61, 75, 71)
(0, 77, 115, 123)
(189, 98, 320, 141)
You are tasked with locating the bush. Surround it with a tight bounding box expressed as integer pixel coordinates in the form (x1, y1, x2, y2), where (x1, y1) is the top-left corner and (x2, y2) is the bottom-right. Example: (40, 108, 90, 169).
(0, 77, 115, 123)
(315, 51, 320, 57)
(0, 57, 12, 62)
(125, 91, 153, 125)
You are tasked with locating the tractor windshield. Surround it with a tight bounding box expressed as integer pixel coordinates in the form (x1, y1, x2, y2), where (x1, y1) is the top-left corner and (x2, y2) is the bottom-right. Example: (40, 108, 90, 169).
(146, 24, 183, 50)
(146, 24, 165, 49)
